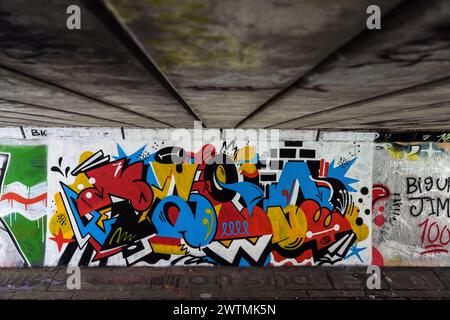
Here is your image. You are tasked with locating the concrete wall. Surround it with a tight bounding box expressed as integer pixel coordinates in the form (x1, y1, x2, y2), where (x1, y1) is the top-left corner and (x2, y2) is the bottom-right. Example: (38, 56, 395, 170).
(373, 142, 450, 266)
(0, 127, 447, 267)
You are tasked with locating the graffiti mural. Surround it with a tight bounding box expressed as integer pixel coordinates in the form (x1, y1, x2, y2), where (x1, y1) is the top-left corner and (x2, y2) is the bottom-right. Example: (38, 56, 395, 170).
(0, 145, 47, 267)
(1, 133, 450, 268)
(45, 138, 373, 267)
(6, 135, 450, 268)
(373, 142, 450, 266)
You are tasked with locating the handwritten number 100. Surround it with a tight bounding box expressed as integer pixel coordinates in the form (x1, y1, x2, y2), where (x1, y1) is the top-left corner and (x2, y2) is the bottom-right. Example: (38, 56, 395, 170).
(419, 218, 450, 246)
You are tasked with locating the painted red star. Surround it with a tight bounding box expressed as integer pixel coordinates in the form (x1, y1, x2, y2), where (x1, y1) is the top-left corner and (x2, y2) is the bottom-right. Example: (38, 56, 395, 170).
(49, 229, 74, 252)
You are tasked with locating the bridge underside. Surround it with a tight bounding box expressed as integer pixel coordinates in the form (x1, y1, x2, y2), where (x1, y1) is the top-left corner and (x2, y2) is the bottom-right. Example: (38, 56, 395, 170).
(0, 0, 449, 130)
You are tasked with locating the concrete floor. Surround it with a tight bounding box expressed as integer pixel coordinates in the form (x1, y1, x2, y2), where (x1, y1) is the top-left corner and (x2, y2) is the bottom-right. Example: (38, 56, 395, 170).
(0, 267, 449, 300)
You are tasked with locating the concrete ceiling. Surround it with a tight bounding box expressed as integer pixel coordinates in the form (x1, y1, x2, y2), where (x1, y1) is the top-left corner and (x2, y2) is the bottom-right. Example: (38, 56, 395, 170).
(0, 0, 449, 130)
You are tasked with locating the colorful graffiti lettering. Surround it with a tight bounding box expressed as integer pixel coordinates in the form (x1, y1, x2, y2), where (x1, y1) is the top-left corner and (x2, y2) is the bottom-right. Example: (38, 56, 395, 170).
(49, 141, 370, 267)
(2, 138, 450, 268)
